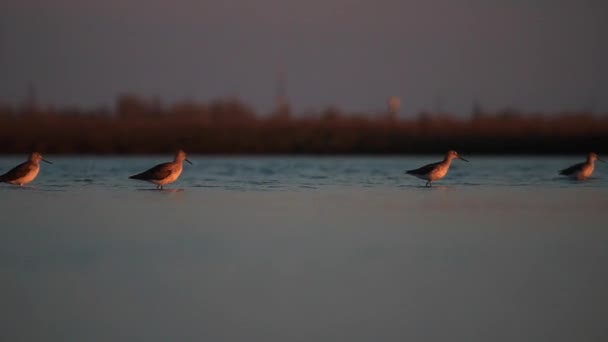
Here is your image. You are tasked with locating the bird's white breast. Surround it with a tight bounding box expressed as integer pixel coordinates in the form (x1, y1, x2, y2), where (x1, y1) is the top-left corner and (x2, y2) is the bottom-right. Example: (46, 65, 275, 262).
(152, 163, 183, 185)
(9, 164, 40, 186)
(428, 163, 450, 181)
(575, 163, 594, 180)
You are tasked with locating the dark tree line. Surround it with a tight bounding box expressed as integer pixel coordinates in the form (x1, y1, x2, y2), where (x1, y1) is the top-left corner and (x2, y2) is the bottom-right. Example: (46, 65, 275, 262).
(0, 95, 606, 154)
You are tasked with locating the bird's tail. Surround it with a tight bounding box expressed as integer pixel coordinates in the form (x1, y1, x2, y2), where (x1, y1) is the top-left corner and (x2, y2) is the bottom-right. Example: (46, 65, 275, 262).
(129, 173, 145, 180)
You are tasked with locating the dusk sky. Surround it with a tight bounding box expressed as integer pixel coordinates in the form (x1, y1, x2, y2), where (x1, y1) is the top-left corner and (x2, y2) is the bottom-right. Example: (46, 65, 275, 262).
(1, 0, 607, 115)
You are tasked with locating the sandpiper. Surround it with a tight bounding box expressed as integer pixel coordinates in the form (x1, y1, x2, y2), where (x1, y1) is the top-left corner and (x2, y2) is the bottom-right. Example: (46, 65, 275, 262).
(129, 150, 192, 190)
(406, 150, 468, 187)
(559, 152, 604, 180)
(0, 152, 52, 186)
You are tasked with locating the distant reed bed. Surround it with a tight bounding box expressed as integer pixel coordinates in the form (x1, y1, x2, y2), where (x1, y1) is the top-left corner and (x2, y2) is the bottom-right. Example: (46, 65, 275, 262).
(1, 96, 606, 154)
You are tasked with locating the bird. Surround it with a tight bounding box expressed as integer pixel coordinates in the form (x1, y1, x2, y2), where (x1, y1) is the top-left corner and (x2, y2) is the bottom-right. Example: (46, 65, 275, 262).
(129, 150, 192, 190)
(0, 152, 52, 186)
(405, 150, 468, 187)
(559, 152, 604, 180)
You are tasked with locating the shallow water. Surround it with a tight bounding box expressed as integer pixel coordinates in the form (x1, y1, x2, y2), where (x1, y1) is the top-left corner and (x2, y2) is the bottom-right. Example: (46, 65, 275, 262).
(1, 155, 607, 190)
(1, 156, 607, 342)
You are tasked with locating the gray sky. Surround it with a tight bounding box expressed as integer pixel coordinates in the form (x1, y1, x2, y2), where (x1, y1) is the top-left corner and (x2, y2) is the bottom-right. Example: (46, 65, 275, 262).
(1, 0, 607, 115)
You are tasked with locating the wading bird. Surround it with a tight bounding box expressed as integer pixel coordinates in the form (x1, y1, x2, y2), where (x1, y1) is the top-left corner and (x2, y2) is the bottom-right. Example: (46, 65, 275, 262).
(406, 150, 468, 187)
(129, 150, 192, 190)
(559, 152, 604, 180)
(0, 152, 52, 186)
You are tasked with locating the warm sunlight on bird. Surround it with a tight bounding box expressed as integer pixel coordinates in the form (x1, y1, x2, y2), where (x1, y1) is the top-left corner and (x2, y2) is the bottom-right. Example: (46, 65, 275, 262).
(129, 150, 192, 190)
(406, 150, 468, 187)
(0, 152, 52, 186)
(559, 152, 604, 180)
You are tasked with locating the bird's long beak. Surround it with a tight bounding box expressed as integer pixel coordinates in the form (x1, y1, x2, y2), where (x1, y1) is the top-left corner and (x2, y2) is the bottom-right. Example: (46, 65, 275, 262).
(42, 158, 53, 164)
(185, 159, 193, 165)
(459, 156, 469, 162)
(599, 158, 606, 163)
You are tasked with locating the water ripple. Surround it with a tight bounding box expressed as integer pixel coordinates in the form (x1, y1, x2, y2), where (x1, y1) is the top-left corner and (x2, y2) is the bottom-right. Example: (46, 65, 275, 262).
(1, 156, 607, 190)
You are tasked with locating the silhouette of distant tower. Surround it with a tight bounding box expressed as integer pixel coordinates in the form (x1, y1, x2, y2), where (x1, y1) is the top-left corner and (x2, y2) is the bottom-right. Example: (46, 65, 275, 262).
(387, 96, 401, 119)
(433, 93, 444, 114)
(586, 95, 596, 113)
(21, 82, 39, 114)
(275, 70, 290, 118)
(471, 100, 484, 119)
(25, 82, 37, 107)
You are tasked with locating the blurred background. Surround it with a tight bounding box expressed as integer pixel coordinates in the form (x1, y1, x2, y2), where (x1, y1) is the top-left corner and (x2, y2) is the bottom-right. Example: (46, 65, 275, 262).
(3, 4, 608, 342)
(1, 0, 607, 154)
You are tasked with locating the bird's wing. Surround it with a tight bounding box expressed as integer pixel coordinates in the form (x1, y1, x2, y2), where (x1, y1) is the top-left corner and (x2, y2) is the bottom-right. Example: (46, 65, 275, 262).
(0, 162, 34, 182)
(129, 162, 174, 180)
(406, 161, 441, 175)
(559, 162, 584, 175)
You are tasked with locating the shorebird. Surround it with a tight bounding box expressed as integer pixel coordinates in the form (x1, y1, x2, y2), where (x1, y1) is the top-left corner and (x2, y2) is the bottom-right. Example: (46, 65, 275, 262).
(406, 150, 468, 187)
(559, 152, 604, 180)
(129, 150, 192, 190)
(0, 152, 52, 186)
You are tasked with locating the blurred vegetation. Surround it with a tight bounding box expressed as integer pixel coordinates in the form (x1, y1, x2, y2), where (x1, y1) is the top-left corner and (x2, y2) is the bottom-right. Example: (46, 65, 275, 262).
(0, 95, 606, 154)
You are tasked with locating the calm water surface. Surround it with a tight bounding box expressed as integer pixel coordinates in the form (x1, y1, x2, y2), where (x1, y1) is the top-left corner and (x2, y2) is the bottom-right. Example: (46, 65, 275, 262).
(1, 155, 608, 190)
(1, 156, 607, 342)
